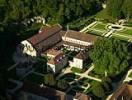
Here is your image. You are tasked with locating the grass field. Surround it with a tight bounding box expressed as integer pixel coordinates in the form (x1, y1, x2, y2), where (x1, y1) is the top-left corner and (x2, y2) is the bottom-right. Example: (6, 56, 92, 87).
(112, 27, 132, 41)
(129, 73, 132, 78)
(87, 22, 108, 35)
(116, 28, 132, 36)
(91, 23, 107, 31)
(112, 34, 130, 41)
(86, 29, 104, 35)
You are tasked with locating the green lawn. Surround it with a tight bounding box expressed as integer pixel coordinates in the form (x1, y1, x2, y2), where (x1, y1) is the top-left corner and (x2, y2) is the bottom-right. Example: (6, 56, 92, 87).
(87, 29, 104, 36)
(129, 73, 132, 78)
(92, 23, 107, 31)
(116, 28, 132, 36)
(71, 67, 83, 73)
(87, 22, 108, 36)
(124, 22, 132, 27)
(95, 8, 116, 23)
(112, 34, 129, 41)
(25, 73, 43, 84)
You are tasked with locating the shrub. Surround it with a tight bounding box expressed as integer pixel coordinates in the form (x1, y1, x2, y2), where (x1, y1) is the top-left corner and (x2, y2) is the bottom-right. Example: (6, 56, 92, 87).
(71, 67, 83, 73)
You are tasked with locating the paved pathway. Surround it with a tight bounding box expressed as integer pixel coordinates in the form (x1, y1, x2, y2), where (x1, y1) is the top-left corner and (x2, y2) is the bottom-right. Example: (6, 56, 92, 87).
(7, 63, 18, 71)
(7, 79, 23, 93)
(80, 21, 97, 33)
(104, 30, 115, 37)
(57, 64, 101, 82)
(20, 69, 34, 80)
(123, 69, 132, 82)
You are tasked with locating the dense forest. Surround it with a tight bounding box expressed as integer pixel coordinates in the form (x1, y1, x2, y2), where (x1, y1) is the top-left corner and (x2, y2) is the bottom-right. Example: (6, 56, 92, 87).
(107, 0, 132, 19)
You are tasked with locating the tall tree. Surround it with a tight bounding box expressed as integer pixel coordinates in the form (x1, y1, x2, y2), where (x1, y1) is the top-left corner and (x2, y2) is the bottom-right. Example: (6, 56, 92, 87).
(91, 81, 105, 98)
(57, 80, 68, 90)
(107, 0, 124, 19)
(90, 38, 129, 76)
(44, 73, 56, 86)
(122, 0, 132, 20)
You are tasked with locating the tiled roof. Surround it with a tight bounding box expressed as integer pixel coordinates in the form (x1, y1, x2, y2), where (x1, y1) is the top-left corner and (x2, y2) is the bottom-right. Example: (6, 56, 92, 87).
(74, 92, 90, 100)
(47, 49, 64, 65)
(110, 83, 132, 100)
(21, 81, 73, 100)
(64, 30, 97, 42)
(26, 24, 62, 53)
(59, 30, 66, 37)
(21, 81, 90, 100)
(47, 49, 62, 56)
(75, 51, 88, 60)
(27, 24, 62, 45)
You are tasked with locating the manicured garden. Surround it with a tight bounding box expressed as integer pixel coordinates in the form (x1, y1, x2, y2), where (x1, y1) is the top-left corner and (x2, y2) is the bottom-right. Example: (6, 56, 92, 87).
(91, 23, 107, 31)
(87, 29, 104, 36)
(116, 28, 132, 36)
(87, 22, 108, 36)
(112, 34, 130, 41)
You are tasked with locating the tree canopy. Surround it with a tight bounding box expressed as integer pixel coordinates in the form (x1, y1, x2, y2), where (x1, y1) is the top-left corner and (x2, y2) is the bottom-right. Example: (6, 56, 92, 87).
(90, 38, 129, 76)
(107, 0, 132, 19)
(91, 81, 105, 98)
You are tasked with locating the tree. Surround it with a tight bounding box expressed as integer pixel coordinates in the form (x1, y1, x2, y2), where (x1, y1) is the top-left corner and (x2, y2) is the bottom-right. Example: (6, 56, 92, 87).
(90, 38, 129, 76)
(91, 81, 105, 98)
(57, 80, 68, 90)
(122, 0, 132, 20)
(44, 73, 56, 86)
(107, 0, 124, 19)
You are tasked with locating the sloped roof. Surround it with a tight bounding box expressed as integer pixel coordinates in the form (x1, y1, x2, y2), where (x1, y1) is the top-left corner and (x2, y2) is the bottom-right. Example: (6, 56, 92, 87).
(47, 49, 64, 65)
(64, 30, 97, 42)
(74, 92, 90, 100)
(27, 24, 62, 46)
(21, 81, 73, 100)
(47, 49, 62, 56)
(110, 83, 132, 100)
(75, 51, 88, 60)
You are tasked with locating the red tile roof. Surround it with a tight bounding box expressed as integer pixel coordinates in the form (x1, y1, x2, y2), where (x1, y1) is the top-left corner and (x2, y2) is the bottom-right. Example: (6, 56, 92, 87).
(110, 83, 132, 100)
(27, 24, 62, 45)
(47, 49, 64, 65)
(64, 30, 97, 42)
(21, 81, 90, 100)
(21, 81, 73, 100)
(75, 51, 88, 60)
